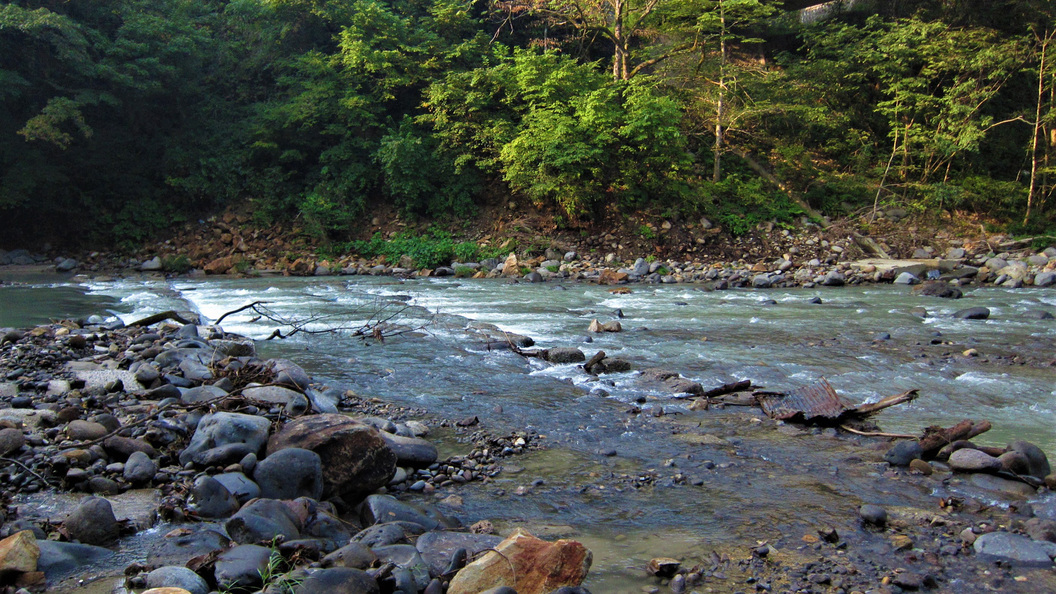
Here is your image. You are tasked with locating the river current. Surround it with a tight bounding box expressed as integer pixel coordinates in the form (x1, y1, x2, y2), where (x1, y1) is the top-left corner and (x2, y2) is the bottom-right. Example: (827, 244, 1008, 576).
(2, 272, 1054, 591)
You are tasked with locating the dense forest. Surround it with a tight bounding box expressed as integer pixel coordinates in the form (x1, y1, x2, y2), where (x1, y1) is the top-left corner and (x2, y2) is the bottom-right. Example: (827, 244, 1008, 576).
(2, 0, 1055, 249)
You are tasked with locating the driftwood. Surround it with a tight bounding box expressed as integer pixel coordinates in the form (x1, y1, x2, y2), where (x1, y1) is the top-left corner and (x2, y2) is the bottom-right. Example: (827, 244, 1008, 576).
(918, 420, 992, 458)
(129, 310, 194, 327)
(701, 380, 752, 399)
(583, 351, 606, 374)
(757, 377, 918, 425)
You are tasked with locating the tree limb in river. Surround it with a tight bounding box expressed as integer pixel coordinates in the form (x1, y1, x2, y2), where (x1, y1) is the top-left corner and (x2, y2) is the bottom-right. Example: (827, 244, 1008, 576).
(212, 299, 433, 343)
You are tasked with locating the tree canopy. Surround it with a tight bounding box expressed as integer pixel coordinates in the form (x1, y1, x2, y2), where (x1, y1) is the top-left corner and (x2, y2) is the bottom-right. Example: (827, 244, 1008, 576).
(1, 0, 1053, 247)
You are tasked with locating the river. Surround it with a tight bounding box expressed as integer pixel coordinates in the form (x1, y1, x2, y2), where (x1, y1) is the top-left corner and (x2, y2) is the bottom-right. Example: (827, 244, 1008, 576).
(2, 271, 1054, 591)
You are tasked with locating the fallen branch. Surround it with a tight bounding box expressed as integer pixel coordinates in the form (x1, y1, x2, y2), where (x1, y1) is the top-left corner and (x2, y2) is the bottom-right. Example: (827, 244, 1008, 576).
(919, 420, 991, 458)
(852, 389, 919, 415)
(839, 425, 916, 439)
(701, 380, 752, 399)
(583, 351, 606, 374)
(129, 310, 194, 327)
(1, 456, 56, 487)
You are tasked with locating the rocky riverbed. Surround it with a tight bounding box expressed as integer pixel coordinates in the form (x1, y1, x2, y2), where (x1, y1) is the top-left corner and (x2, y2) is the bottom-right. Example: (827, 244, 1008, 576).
(0, 290, 1055, 594)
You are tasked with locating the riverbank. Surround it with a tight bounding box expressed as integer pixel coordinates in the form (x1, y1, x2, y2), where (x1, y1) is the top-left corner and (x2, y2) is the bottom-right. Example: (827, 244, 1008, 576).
(1, 280, 1055, 592)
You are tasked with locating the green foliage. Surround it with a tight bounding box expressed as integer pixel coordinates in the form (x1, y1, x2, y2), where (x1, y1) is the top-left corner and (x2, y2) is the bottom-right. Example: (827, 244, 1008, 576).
(350, 229, 491, 269)
(637, 224, 656, 239)
(688, 173, 805, 236)
(161, 254, 193, 274)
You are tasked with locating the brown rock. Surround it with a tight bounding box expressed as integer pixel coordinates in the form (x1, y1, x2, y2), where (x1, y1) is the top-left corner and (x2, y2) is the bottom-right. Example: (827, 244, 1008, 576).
(267, 414, 396, 500)
(65, 420, 108, 441)
(287, 258, 315, 276)
(0, 427, 25, 456)
(141, 589, 193, 594)
(909, 459, 933, 476)
(501, 253, 519, 276)
(597, 269, 628, 285)
(647, 557, 681, 578)
(0, 530, 40, 574)
(203, 256, 241, 275)
(447, 528, 591, 594)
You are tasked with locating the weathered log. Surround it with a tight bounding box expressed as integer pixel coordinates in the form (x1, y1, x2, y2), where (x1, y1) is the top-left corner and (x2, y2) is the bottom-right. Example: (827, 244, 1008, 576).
(128, 310, 194, 327)
(852, 389, 919, 415)
(583, 351, 606, 374)
(919, 420, 991, 458)
(701, 380, 752, 399)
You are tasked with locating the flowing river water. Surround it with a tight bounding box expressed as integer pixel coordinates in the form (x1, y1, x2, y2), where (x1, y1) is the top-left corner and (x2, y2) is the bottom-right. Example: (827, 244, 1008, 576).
(2, 271, 1055, 592)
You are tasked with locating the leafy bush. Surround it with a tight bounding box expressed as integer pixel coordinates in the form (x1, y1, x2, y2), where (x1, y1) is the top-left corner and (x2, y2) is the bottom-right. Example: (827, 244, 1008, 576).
(351, 229, 491, 269)
(161, 254, 193, 274)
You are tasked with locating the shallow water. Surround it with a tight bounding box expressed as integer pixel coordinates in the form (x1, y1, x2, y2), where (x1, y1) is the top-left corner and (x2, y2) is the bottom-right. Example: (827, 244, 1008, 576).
(2, 272, 1054, 590)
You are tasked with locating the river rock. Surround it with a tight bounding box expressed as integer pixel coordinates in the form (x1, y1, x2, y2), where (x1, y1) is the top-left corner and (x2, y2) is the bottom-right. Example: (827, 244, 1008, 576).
(973, 531, 1056, 566)
(254, 448, 324, 500)
(64, 496, 120, 545)
(267, 414, 396, 499)
(1007, 440, 1051, 479)
(179, 412, 271, 466)
(141, 257, 163, 272)
(546, 348, 586, 364)
(36, 540, 113, 580)
(447, 528, 592, 594)
(296, 567, 380, 594)
(379, 432, 439, 467)
(1035, 271, 1056, 287)
(353, 523, 412, 547)
(123, 450, 157, 484)
(894, 272, 920, 285)
(1025, 518, 1056, 543)
(214, 544, 273, 592)
(859, 504, 888, 527)
(0, 427, 25, 456)
(103, 436, 157, 461)
(884, 440, 922, 467)
(416, 531, 504, 577)
(321, 542, 377, 570)
(969, 473, 1037, 498)
(190, 476, 240, 518)
(65, 420, 108, 441)
(180, 385, 227, 405)
(373, 544, 431, 590)
(361, 495, 459, 531)
(225, 499, 302, 544)
(212, 472, 261, 504)
(501, 254, 519, 276)
(915, 280, 962, 299)
(953, 307, 990, 320)
(145, 566, 210, 594)
(0, 530, 39, 574)
(949, 448, 1002, 472)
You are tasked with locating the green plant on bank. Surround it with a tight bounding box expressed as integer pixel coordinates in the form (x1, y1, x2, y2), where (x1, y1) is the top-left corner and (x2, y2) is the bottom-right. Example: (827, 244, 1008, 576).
(546, 264, 559, 273)
(637, 224, 656, 239)
(349, 229, 504, 269)
(233, 259, 254, 275)
(161, 254, 192, 274)
(454, 265, 476, 277)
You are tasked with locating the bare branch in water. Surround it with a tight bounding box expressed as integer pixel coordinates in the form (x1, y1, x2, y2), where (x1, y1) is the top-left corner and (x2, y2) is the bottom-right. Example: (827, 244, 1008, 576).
(212, 297, 433, 343)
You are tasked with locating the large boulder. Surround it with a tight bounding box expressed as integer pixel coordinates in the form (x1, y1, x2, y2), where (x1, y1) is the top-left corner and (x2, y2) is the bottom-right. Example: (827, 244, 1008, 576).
(0, 530, 39, 574)
(253, 448, 324, 500)
(360, 495, 459, 531)
(64, 497, 120, 545)
(973, 532, 1056, 567)
(225, 499, 302, 545)
(1008, 440, 1051, 479)
(179, 412, 271, 467)
(214, 545, 273, 592)
(447, 529, 592, 594)
(949, 448, 1002, 473)
(145, 566, 210, 594)
(295, 567, 380, 594)
(267, 415, 396, 499)
(378, 433, 438, 467)
(416, 531, 504, 577)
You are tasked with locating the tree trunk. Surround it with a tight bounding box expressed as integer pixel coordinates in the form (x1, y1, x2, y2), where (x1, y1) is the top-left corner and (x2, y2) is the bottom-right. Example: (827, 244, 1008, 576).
(613, 0, 627, 81)
(712, 2, 727, 182)
(1027, 28, 1053, 226)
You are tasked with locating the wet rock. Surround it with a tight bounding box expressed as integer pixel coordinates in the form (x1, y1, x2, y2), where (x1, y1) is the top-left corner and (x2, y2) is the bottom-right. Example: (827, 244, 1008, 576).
(416, 531, 504, 577)
(646, 557, 681, 578)
(64, 497, 120, 545)
(973, 531, 1056, 566)
(243, 385, 306, 409)
(189, 476, 240, 519)
(998, 451, 1032, 475)
(884, 441, 922, 467)
(373, 544, 431, 590)
(0, 530, 39, 574)
(953, 307, 990, 320)
(179, 412, 271, 467)
(915, 280, 962, 299)
(859, 504, 888, 527)
(0, 427, 25, 456)
(546, 348, 586, 364)
(226, 499, 302, 544)
(1007, 440, 1051, 479)
(1035, 271, 1056, 287)
(267, 414, 396, 499)
(891, 572, 927, 590)
(145, 566, 210, 594)
(1025, 518, 1056, 543)
(213, 472, 261, 504)
(180, 385, 227, 405)
(254, 448, 324, 500)
(353, 523, 412, 547)
(909, 459, 933, 476)
(949, 448, 1002, 472)
(123, 451, 157, 484)
(361, 495, 459, 531)
(36, 540, 113, 580)
(378, 432, 438, 467)
(321, 542, 377, 570)
(214, 544, 273, 592)
(969, 473, 1037, 498)
(447, 528, 591, 594)
(295, 567, 380, 594)
(1023, 309, 1055, 320)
